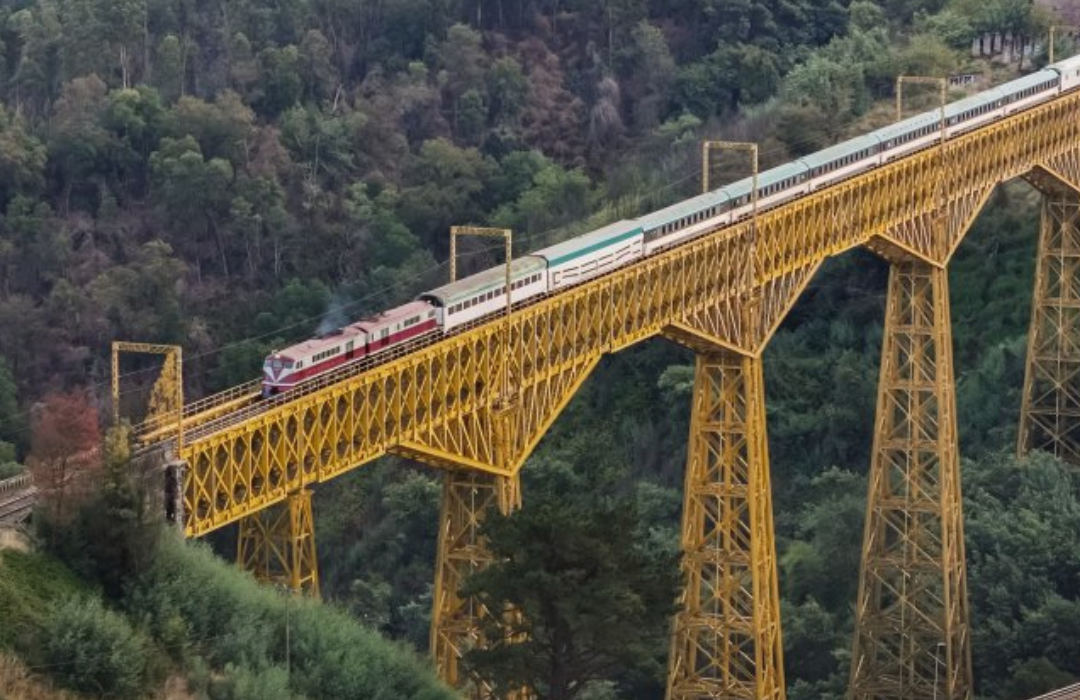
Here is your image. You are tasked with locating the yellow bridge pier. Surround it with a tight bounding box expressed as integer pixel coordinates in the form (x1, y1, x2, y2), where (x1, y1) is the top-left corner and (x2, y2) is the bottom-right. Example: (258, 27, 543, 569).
(849, 262, 972, 700)
(236, 489, 320, 597)
(430, 470, 522, 699)
(1019, 189, 1080, 463)
(120, 82, 1080, 700)
(666, 351, 784, 700)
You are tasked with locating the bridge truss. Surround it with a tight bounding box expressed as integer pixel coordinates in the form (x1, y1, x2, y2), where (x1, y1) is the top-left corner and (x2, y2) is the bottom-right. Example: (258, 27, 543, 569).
(129, 86, 1080, 699)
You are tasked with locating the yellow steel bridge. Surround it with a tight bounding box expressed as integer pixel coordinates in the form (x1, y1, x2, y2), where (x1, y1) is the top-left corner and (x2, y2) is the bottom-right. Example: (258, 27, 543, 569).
(127, 81, 1080, 700)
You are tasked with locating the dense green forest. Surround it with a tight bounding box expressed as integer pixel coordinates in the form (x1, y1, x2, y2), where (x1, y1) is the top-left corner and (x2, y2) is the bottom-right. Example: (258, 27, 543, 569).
(0, 0, 1078, 697)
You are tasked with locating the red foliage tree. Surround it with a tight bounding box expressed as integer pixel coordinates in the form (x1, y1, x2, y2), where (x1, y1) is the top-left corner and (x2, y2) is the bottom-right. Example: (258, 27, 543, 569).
(27, 389, 102, 524)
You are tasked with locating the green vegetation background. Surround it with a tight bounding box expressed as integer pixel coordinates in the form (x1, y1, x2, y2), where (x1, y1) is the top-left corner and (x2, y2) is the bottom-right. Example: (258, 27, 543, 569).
(0, 0, 1077, 697)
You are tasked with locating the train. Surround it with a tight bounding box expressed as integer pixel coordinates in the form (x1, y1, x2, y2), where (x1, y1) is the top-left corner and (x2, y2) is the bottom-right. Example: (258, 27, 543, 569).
(262, 55, 1080, 396)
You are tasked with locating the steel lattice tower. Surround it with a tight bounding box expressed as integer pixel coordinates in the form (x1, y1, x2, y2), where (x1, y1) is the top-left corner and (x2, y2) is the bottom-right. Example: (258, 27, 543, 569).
(849, 262, 972, 700)
(1019, 195, 1080, 463)
(431, 470, 522, 700)
(236, 489, 320, 597)
(667, 351, 784, 700)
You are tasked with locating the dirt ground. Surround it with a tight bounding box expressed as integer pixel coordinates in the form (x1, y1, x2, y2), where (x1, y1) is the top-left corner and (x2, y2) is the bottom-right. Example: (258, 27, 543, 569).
(0, 528, 28, 552)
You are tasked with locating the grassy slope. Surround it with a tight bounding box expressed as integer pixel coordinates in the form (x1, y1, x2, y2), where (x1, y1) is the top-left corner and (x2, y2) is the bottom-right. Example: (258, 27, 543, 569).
(0, 533, 458, 700)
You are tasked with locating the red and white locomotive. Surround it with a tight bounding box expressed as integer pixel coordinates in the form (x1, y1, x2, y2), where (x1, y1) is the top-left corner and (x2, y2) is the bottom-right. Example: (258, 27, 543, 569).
(262, 301, 437, 395)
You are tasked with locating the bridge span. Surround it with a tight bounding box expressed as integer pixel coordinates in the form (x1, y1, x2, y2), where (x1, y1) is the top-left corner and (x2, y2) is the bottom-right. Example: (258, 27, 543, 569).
(128, 77, 1080, 700)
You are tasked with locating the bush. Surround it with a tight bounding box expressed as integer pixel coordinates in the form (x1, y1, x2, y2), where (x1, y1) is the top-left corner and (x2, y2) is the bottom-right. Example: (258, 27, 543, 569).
(41, 596, 151, 699)
(130, 534, 457, 700)
(0, 550, 86, 652)
(208, 664, 295, 700)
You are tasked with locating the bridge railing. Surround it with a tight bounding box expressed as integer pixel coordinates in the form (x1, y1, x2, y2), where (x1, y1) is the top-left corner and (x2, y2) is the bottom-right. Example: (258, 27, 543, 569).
(135, 379, 263, 442)
(1029, 682, 1080, 700)
(0, 473, 31, 498)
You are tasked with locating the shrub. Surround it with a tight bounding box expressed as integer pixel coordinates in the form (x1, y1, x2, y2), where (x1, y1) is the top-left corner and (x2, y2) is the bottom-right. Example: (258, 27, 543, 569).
(208, 664, 295, 700)
(0, 550, 85, 652)
(41, 596, 151, 699)
(129, 534, 457, 700)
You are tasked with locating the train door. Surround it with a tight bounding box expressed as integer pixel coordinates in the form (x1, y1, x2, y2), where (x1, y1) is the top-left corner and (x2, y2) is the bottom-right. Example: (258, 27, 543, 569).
(345, 340, 354, 358)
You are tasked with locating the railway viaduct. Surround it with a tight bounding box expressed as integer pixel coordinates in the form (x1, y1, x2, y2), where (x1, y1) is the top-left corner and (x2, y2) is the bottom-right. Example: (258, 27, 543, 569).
(108, 75, 1080, 700)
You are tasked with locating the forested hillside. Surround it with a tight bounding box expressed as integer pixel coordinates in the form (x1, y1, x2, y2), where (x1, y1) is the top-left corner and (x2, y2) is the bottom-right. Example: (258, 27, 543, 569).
(0, 0, 1078, 698)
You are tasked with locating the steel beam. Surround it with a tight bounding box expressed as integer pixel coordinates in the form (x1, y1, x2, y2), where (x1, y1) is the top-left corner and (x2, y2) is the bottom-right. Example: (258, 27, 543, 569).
(850, 262, 972, 700)
(667, 351, 784, 700)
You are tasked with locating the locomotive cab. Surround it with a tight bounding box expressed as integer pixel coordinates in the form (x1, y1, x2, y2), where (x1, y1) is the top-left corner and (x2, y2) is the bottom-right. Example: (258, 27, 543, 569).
(262, 355, 296, 397)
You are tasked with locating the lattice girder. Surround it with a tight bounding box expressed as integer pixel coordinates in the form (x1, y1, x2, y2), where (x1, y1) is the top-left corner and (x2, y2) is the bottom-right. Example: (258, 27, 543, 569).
(236, 489, 319, 597)
(667, 351, 784, 700)
(431, 470, 522, 700)
(850, 262, 972, 700)
(177, 90, 1080, 541)
(1019, 195, 1080, 464)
